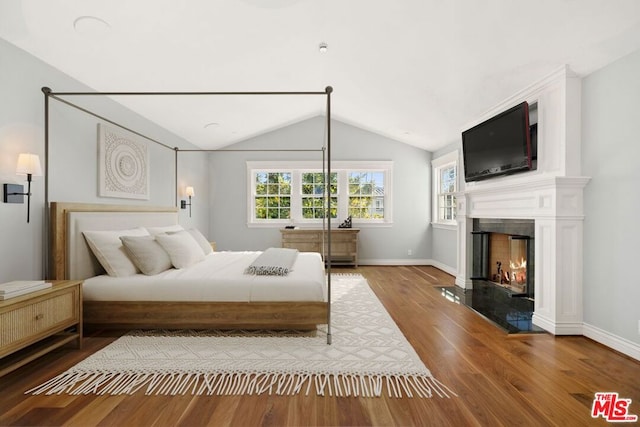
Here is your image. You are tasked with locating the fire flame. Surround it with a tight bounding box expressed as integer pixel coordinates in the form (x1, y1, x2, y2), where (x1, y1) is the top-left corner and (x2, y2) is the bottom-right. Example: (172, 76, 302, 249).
(510, 257, 527, 270)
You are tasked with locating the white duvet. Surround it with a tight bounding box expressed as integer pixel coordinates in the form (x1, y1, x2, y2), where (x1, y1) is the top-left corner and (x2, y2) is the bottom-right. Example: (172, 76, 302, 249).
(82, 251, 326, 303)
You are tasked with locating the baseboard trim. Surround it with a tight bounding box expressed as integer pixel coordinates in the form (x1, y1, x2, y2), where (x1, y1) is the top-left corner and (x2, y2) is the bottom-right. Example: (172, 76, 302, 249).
(583, 322, 640, 362)
(531, 314, 583, 335)
(426, 260, 457, 276)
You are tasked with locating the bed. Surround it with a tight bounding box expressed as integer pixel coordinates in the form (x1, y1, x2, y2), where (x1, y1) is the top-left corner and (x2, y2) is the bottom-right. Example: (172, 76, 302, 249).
(50, 202, 328, 331)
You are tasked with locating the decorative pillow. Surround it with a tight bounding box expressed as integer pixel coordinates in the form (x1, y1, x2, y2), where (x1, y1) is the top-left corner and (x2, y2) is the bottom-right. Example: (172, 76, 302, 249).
(145, 224, 184, 236)
(82, 228, 150, 277)
(120, 235, 172, 275)
(155, 230, 205, 269)
(185, 228, 214, 255)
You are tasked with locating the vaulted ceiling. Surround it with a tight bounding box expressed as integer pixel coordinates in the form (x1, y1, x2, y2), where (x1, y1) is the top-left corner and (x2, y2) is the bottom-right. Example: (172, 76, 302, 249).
(2, 0, 640, 151)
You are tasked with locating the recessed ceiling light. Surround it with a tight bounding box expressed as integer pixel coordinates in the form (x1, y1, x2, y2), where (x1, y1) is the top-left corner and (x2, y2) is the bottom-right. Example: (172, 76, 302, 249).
(73, 16, 110, 35)
(319, 42, 328, 53)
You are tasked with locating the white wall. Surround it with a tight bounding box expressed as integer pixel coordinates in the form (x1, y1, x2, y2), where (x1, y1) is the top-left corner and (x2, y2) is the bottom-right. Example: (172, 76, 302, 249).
(581, 48, 640, 348)
(209, 116, 433, 263)
(0, 38, 209, 283)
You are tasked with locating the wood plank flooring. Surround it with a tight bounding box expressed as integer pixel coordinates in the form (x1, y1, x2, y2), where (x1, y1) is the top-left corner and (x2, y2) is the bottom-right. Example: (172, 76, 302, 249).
(1, 266, 639, 426)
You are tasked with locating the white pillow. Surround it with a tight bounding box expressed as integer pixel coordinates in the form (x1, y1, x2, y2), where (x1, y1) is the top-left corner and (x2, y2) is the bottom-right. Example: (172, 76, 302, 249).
(186, 228, 214, 255)
(120, 235, 172, 275)
(155, 230, 205, 269)
(145, 224, 184, 236)
(83, 227, 150, 277)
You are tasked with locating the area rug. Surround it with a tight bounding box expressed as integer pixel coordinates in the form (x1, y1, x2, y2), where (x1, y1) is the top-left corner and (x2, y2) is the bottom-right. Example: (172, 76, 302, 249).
(27, 274, 455, 399)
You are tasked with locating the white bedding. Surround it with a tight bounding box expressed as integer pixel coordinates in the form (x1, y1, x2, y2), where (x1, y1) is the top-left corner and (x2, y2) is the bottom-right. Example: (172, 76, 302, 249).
(82, 251, 326, 303)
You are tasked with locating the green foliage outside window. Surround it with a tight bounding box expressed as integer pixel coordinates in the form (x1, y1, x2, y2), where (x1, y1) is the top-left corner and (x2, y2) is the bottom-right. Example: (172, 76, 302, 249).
(348, 171, 384, 219)
(301, 172, 338, 219)
(254, 172, 291, 219)
(438, 165, 456, 221)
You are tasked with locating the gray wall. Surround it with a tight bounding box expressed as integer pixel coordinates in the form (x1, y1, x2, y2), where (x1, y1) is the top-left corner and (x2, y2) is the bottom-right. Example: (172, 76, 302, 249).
(209, 117, 433, 263)
(581, 48, 640, 345)
(0, 38, 209, 283)
(430, 141, 461, 271)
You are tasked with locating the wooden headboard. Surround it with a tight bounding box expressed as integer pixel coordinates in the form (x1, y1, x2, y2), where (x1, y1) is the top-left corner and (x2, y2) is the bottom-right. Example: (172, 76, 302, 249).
(50, 202, 179, 280)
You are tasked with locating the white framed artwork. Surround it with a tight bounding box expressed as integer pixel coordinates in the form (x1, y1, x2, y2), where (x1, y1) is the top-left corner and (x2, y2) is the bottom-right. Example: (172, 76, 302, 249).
(98, 123, 150, 200)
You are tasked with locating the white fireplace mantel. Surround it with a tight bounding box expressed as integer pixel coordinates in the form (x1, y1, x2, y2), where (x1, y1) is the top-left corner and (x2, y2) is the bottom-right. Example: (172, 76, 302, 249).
(455, 66, 590, 335)
(456, 175, 590, 335)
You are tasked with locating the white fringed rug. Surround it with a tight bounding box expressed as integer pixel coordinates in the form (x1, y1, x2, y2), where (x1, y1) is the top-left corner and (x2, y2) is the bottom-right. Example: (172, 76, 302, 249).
(27, 274, 455, 399)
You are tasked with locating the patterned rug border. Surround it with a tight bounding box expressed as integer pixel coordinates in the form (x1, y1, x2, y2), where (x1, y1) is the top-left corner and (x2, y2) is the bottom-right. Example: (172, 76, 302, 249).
(26, 274, 456, 399)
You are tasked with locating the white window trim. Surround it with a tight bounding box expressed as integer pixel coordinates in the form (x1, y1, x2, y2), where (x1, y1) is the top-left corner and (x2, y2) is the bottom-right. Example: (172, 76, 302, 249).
(247, 160, 393, 228)
(431, 150, 458, 229)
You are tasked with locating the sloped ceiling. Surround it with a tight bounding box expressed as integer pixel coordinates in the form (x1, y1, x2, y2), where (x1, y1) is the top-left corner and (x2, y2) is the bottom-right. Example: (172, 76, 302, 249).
(1, 0, 640, 151)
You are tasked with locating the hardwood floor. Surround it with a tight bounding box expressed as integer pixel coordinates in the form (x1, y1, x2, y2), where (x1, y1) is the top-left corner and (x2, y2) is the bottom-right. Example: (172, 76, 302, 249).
(1, 266, 638, 426)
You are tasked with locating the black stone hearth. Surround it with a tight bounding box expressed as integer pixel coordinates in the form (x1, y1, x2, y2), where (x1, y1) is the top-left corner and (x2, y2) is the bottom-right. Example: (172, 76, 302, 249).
(450, 218, 542, 333)
(440, 281, 545, 334)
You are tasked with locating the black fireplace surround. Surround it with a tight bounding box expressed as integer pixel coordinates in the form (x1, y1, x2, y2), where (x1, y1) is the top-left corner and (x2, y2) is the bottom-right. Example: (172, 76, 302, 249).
(471, 218, 535, 299)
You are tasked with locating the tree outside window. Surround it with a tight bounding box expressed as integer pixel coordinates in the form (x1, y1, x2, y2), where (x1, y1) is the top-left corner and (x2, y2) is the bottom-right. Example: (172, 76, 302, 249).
(247, 161, 393, 227)
(431, 151, 458, 227)
(348, 171, 384, 219)
(438, 165, 456, 221)
(301, 172, 338, 219)
(254, 172, 291, 219)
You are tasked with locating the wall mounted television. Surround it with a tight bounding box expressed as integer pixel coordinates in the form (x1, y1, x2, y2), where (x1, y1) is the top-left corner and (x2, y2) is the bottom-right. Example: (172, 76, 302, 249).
(462, 101, 533, 182)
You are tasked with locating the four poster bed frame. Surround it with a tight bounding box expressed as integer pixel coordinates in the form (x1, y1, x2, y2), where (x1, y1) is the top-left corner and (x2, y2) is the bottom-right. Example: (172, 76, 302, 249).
(42, 87, 335, 343)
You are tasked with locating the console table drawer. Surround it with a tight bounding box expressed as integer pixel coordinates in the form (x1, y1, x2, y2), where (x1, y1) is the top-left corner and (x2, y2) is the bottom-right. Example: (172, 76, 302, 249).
(282, 241, 321, 252)
(280, 228, 359, 266)
(283, 231, 322, 242)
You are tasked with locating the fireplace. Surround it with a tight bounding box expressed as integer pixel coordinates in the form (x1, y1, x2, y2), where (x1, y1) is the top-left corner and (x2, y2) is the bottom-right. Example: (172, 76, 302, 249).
(471, 219, 535, 299)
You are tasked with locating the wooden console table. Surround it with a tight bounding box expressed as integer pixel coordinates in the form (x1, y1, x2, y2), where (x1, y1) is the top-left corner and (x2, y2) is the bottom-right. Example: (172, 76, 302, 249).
(281, 228, 360, 267)
(0, 280, 83, 377)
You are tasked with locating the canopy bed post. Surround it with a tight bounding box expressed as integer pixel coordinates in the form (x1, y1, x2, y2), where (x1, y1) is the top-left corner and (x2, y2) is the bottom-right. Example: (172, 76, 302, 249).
(325, 85, 333, 345)
(174, 147, 179, 207)
(42, 87, 51, 279)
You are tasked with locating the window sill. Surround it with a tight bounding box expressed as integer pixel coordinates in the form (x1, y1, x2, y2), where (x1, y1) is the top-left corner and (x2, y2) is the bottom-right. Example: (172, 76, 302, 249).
(432, 222, 457, 231)
(247, 221, 393, 229)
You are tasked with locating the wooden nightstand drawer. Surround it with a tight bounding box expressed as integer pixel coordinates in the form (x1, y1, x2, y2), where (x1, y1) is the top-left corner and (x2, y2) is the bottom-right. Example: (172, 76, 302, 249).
(0, 280, 82, 377)
(0, 290, 78, 351)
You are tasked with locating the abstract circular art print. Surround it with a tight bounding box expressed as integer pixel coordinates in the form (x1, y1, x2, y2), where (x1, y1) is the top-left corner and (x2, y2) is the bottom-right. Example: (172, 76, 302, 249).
(98, 124, 149, 199)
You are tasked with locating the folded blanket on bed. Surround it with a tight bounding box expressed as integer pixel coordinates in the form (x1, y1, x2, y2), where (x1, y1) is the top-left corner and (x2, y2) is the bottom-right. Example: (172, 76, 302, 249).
(244, 247, 299, 276)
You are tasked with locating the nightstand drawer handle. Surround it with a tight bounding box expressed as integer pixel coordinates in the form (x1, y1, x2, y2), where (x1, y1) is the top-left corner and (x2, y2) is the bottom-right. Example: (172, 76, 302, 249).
(35, 314, 44, 320)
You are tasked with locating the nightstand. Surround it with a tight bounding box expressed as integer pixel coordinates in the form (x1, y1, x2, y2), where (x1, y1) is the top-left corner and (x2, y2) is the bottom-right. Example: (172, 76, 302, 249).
(0, 280, 83, 377)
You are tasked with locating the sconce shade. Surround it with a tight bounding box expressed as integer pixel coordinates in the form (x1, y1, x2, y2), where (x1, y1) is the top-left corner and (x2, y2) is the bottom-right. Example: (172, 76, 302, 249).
(6, 153, 41, 223)
(16, 153, 43, 177)
(186, 186, 195, 197)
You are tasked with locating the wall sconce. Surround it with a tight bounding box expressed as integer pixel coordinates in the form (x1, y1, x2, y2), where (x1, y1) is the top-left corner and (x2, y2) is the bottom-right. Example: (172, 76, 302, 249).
(180, 186, 194, 217)
(3, 153, 43, 223)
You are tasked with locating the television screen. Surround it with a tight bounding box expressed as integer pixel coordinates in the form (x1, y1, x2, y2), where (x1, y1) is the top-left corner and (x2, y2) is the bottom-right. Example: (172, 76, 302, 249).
(462, 102, 531, 182)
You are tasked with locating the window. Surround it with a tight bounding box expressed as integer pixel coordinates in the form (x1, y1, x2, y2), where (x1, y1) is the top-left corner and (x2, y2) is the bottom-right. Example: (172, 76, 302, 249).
(247, 161, 393, 227)
(254, 172, 291, 219)
(348, 171, 385, 219)
(301, 172, 337, 219)
(432, 151, 458, 228)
